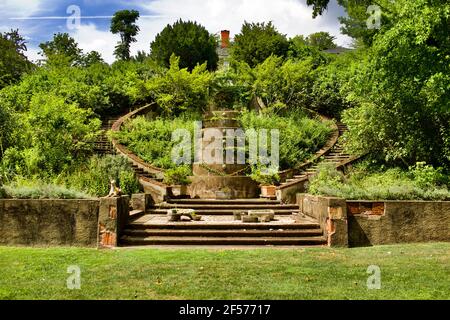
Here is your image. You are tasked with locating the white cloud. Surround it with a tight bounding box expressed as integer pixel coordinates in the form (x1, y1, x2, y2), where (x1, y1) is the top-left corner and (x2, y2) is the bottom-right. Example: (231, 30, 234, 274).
(0, 0, 43, 18)
(135, 0, 352, 46)
(70, 23, 119, 63)
(13, 0, 351, 64)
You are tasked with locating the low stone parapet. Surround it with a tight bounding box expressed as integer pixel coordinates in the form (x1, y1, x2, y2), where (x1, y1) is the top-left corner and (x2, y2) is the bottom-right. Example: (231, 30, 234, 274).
(297, 194, 450, 247)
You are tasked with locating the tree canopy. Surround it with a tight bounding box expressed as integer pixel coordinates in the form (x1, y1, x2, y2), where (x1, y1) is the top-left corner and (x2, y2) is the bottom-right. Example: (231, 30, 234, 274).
(231, 21, 289, 68)
(0, 30, 32, 90)
(111, 10, 140, 61)
(150, 19, 218, 71)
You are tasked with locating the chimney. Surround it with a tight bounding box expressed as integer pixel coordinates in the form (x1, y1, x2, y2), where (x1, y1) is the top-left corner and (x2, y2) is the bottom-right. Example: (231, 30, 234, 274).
(221, 30, 230, 49)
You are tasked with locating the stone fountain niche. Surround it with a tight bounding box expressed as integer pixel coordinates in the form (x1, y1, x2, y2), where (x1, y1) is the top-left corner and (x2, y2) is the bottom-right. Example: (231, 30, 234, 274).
(189, 110, 259, 199)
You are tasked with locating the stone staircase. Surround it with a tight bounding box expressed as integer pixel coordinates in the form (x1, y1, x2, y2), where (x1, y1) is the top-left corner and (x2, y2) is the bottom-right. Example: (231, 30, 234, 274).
(278, 122, 351, 188)
(93, 118, 120, 155)
(120, 199, 327, 246)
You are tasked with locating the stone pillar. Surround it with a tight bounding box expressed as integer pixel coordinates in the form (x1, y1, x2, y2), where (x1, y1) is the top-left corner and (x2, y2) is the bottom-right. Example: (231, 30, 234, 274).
(326, 197, 348, 247)
(297, 194, 348, 248)
(130, 193, 154, 212)
(97, 196, 130, 248)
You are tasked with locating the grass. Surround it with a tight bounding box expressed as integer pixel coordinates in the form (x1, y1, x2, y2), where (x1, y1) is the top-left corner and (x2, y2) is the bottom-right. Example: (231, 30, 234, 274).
(0, 243, 449, 300)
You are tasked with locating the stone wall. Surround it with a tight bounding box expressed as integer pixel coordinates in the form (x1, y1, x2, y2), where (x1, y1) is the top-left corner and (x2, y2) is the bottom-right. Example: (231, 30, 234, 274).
(297, 194, 450, 247)
(0, 199, 99, 247)
(0, 196, 130, 248)
(347, 200, 450, 247)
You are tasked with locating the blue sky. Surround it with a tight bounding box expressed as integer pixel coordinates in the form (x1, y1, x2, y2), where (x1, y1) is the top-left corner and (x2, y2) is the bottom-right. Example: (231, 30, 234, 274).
(0, 0, 350, 63)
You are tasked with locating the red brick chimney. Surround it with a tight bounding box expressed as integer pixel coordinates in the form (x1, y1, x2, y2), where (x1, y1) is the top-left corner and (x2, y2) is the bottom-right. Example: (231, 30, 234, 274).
(221, 30, 230, 49)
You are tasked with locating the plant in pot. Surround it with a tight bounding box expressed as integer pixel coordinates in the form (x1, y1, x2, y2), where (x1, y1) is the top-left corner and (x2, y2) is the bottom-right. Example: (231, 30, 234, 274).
(164, 166, 192, 198)
(250, 167, 280, 199)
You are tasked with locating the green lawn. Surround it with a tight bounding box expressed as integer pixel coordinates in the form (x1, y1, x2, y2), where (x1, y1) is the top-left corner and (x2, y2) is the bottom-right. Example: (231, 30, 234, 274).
(0, 243, 449, 300)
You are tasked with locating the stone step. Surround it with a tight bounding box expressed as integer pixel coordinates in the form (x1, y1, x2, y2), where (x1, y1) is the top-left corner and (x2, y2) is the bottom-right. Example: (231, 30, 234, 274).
(167, 199, 282, 205)
(127, 221, 320, 230)
(123, 228, 324, 238)
(147, 209, 300, 215)
(158, 204, 298, 210)
(120, 235, 327, 246)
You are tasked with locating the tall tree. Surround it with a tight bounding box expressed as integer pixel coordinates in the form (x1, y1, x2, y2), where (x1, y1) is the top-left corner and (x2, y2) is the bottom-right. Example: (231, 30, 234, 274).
(110, 10, 140, 61)
(2, 29, 27, 55)
(232, 21, 289, 67)
(307, 0, 394, 46)
(0, 30, 32, 89)
(39, 33, 83, 65)
(342, 0, 450, 166)
(306, 32, 337, 50)
(150, 19, 218, 71)
(81, 51, 105, 67)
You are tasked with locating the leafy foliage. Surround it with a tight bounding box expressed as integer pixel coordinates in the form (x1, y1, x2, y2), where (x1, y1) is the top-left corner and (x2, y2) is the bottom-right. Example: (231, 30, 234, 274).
(150, 19, 218, 71)
(231, 22, 289, 67)
(163, 165, 192, 185)
(239, 110, 332, 170)
(305, 32, 337, 50)
(0, 32, 32, 89)
(111, 10, 140, 61)
(112, 113, 201, 170)
(232, 55, 319, 113)
(61, 155, 140, 197)
(308, 162, 450, 201)
(1, 93, 101, 176)
(341, 0, 450, 167)
(146, 55, 213, 115)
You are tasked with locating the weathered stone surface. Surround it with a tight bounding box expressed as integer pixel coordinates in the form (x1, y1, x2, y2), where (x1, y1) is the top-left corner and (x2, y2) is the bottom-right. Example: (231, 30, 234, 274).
(97, 196, 129, 248)
(348, 201, 450, 247)
(299, 195, 450, 248)
(0, 199, 99, 247)
(130, 193, 154, 211)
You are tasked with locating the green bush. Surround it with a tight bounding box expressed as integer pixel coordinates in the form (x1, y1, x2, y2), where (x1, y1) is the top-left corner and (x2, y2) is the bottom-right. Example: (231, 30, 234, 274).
(239, 110, 332, 170)
(250, 167, 280, 186)
(112, 113, 200, 170)
(61, 155, 140, 197)
(150, 19, 218, 71)
(146, 55, 213, 116)
(2, 179, 91, 199)
(163, 165, 192, 186)
(308, 163, 450, 201)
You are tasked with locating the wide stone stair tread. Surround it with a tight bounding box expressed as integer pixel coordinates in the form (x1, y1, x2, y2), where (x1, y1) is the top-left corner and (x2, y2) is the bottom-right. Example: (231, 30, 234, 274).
(123, 228, 324, 238)
(167, 199, 282, 205)
(147, 209, 300, 215)
(120, 235, 327, 246)
(157, 203, 298, 210)
(128, 221, 320, 230)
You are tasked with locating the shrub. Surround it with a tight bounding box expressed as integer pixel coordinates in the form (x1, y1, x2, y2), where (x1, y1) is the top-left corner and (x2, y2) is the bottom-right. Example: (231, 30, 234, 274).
(163, 165, 192, 185)
(239, 110, 332, 170)
(62, 155, 140, 197)
(2, 179, 91, 199)
(308, 163, 450, 201)
(146, 55, 213, 115)
(112, 113, 200, 170)
(150, 19, 218, 71)
(231, 22, 289, 68)
(250, 167, 280, 186)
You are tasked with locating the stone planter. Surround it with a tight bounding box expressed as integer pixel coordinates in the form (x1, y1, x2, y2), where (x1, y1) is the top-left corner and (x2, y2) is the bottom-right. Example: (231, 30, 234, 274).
(261, 185, 277, 198)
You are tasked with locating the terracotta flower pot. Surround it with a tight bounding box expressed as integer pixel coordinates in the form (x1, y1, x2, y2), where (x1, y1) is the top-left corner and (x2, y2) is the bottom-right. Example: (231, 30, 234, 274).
(261, 185, 277, 198)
